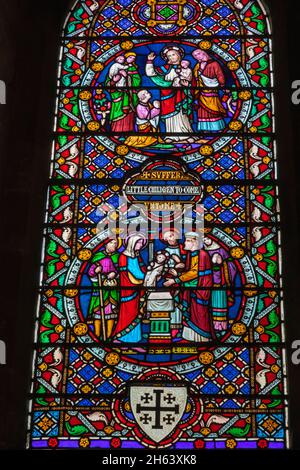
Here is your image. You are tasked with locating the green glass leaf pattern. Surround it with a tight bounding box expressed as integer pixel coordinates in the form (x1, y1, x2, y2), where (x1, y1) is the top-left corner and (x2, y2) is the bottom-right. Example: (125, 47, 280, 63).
(67, 7, 85, 34)
(51, 186, 66, 211)
(65, 422, 90, 436)
(36, 385, 48, 406)
(250, 5, 265, 33)
(227, 422, 251, 437)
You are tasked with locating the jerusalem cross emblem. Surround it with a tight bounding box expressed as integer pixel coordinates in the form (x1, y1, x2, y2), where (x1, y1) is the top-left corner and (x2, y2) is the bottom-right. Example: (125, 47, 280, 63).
(130, 385, 188, 442)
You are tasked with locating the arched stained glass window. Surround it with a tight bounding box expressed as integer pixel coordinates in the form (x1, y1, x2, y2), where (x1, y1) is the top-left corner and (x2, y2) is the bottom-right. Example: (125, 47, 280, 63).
(27, 0, 289, 450)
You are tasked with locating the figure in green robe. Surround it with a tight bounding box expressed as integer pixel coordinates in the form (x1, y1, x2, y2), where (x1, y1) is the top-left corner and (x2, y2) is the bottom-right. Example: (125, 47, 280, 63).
(88, 239, 120, 339)
(106, 52, 141, 133)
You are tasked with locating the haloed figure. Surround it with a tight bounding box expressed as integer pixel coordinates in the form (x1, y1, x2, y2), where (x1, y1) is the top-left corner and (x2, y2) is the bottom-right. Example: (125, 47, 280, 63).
(146, 46, 194, 142)
(88, 239, 119, 339)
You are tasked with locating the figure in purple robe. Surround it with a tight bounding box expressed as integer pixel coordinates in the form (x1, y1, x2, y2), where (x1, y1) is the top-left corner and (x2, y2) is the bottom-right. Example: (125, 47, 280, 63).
(204, 237, 237, 338)
(125, 89, 160, 148)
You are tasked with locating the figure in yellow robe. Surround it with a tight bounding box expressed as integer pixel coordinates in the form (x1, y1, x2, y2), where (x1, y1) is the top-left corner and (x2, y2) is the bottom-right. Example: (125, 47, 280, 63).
(125, 90, 161, 148)
(192, 49, 227, 132)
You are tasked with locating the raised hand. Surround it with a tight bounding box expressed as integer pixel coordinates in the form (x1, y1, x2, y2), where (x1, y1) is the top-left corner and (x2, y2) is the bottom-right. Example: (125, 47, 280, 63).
(147, 52, 156, 61)
(212, 253, 223, 265)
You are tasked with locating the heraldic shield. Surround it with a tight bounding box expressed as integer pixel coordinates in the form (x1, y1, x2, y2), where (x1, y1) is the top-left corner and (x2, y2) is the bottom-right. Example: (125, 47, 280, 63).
(130, 385, 188, 443)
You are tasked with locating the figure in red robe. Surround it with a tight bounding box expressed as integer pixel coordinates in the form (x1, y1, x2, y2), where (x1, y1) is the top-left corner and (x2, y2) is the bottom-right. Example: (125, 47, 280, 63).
(192, 49, 227, 132)
(164, 232, 214, 342)
(146, 46, 194, 143)
(113, 234, 147, 343)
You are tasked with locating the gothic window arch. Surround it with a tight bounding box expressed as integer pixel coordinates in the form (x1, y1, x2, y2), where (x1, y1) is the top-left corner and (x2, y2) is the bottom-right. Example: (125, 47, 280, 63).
(27, 0, 289, 450)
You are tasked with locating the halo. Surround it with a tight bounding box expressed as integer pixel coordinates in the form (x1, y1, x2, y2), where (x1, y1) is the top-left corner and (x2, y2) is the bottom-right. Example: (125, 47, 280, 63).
(105, 237, 122, 250)
(160, 46, 185, 62)
(160, 227, 181, 242)
(116, 237, 123, 250)
(124, 51, 137, 58)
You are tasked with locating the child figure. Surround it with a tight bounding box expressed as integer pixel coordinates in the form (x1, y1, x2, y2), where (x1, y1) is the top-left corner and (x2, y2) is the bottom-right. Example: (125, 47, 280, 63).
(107, 55, 128, 88)
(170, 60, 193, 87)
(178, 60, 193, 86)
(144, 251, 171, 288)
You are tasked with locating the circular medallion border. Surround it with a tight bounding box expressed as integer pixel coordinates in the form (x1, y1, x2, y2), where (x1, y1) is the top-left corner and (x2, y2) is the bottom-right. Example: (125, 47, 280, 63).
(64, 228, 258, 375)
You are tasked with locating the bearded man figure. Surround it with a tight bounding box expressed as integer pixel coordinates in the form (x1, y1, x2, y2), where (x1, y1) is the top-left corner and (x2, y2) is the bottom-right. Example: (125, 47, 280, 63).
(164, 232, 214, 342)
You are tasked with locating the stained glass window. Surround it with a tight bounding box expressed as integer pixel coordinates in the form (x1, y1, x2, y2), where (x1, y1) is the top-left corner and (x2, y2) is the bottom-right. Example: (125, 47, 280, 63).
(27, 0, 289, 450)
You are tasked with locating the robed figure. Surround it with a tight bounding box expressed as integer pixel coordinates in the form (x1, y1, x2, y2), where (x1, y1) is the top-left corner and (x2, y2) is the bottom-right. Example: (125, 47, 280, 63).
(146, 46, 194, 142)
(165, 232, 214, 342)
(162, 230, 186, 336)
(106, 52, 141, 132)
(124, 89, 161, 148)
(192, 49, 227, 132)
(87, 239, 119, 339)
(113, 234, 147, 343)
(204, 237, 237, 338)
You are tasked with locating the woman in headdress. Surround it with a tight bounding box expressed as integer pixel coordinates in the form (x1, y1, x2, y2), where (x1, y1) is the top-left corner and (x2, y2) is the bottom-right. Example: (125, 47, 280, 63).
(113, 233, 147, 343)
(192, 49, 227, 132)
(146, 46, 194, 143)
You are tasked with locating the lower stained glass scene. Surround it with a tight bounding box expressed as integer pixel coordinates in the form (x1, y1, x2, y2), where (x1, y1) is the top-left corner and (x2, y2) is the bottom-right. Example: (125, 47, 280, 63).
(27, 0, 289, 450)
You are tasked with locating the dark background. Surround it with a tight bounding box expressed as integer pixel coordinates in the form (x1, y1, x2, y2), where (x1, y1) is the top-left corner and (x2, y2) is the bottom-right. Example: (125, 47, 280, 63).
(0, 0, 300, 450)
